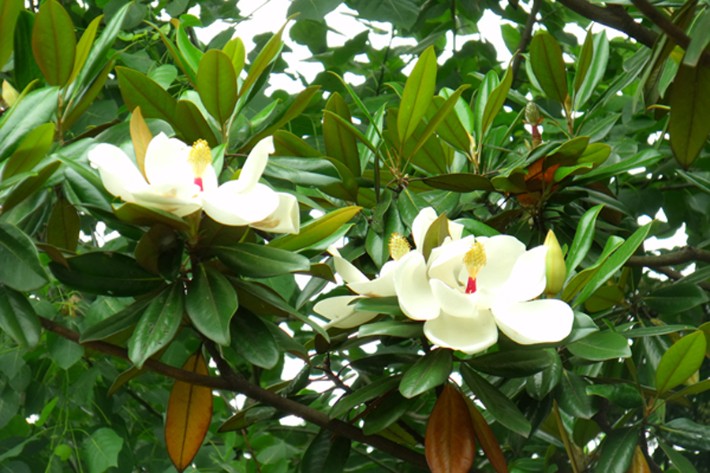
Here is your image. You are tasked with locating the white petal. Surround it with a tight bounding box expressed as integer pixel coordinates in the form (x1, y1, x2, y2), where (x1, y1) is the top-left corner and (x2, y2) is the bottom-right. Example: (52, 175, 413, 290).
(313, 296, 377, 329)
(234, 136, 274, 193)
(393, 251, 439, 321)
(423, 309, 498, 354)
(200, 165, 219, 193)
(329, 250, 369, 285)
(130, 189, 202, 216)
(477, 235, 526, 294)
(202, 181, 279, 226)
(430, 279, 479, 318)
(251, 192, 300, 234)
(88, 143, 148, 200)
(144, 133, 193, 190)
(411, 207, 437, 251)
(501, 245, 548, 302)
(448, 220, 464, 240)
(427, 236, 475, 288)
(492, 299, 574, 345)
(349, 260, 397, 297)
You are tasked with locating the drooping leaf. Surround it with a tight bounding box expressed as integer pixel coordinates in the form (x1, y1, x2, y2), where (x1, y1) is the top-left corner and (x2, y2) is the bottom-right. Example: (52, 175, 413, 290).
(399, 349, 452, 399)
(669, 64, 710, 168)
(529, 31, 568, 104)
(0, 222, 48, 291)
(165, 352, 213, 473)
(186, 264, 238, 346)
(31, 0, 76, 86)
(655, 330, 706, 394)
(425, 384, 476, 473)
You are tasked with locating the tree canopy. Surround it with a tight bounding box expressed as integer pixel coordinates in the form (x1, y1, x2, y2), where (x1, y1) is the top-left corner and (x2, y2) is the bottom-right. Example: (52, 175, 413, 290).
(0, 0, 708, 472)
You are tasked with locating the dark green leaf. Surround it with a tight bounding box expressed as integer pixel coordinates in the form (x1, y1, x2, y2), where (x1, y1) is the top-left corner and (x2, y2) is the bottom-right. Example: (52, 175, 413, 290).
(567, 331, 631, 361)
(357, 320, 422, 339)
(574, 32, 608, 109)
(623, 324, 695, 338)
(330, 377, 400, 419)
(461, 365, 531, 437)
(593, 428, 638, 473)
(399, 349, 452, 399)
(46, 199, 80, 251)
(323, 92, 360, 177)
(660, 418, 710, 452)
(669, 64, 710, 168)
(421, 173, 494, 192)
(0, 286, 41, 348)
(31, 0, 76, 86)
(556, 370, 595, 419)
(50, 252, 165, 296)
(468, 349, 557, 378)
(82, 428, 124, 473)
(362, 391, 413, 435)
(116, 67, 177, 123)
(566, 205, 603, 273)
(573, 30, 594, 94)
(186, 264, 238, 346)
(197, 49, 237, 125)
(2, 160, 61, 213)
(300, 429, 351, 473)
(529, 31, 568, 104)
(658, 439, 698, 473)
(0, 87, 58, 161)
(216, 243, 311, 278)
(586, 384, 643, 409)
(0, 222, 48, 291)
(481, 67, 512, 138)
(232, 311, 280, 369)
(113, 202, 190, 232)
(240, 26, 284, 99)
(644, 283, 709, 315)
(0, 0, 22, 68)
(128, 284, 184, 368)
(80, 299, 149, 343)
(352, 296, 403, 316)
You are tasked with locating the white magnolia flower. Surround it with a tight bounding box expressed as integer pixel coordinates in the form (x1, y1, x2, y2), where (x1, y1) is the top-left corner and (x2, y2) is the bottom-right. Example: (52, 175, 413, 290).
(313, 207, 464, 329)
(393, 212, 574, 354)
(88, 133, 299, 233)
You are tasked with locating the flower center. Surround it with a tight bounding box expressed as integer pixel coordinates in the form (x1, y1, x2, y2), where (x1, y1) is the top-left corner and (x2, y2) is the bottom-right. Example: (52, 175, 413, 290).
(188, 139, 212, 191)
(463, 241, 486, 294)
(388, 233, 411, 260)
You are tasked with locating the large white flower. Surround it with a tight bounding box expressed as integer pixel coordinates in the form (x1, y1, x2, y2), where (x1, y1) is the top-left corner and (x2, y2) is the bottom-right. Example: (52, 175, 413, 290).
(313, 207, 463, 329)
(88, 133, 299, 233)
(394, 214, 574, 354)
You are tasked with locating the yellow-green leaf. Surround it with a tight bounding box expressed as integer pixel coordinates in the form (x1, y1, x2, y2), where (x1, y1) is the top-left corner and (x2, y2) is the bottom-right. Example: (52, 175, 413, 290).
(1, 122, 55, 180)
(165, 352, 213, 473)
(656, 331, 707, 394)
(68, 14, 102, 85)
(324, 92, 360, 177)
(129, 107, 152, 177)
(0, 0, 22, 68)
(240, 25, 285, 99)
(398, 46, 437, 145)
(32, 0, 76, 86)
(269, 206, 362, 252)
(222, 37, 246, 78)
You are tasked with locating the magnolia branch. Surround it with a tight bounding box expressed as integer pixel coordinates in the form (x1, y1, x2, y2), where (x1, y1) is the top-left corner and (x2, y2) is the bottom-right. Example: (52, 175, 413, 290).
(511, 0, 542, 80)
(626, 246, 710, 267)
(39, 317, 428, 468)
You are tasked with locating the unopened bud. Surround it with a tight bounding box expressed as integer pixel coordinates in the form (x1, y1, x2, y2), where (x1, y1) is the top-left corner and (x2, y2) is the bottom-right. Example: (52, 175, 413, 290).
(525, 102, 542, 125)
(544, 230, 566, 296)
(1, 80, 18, 108)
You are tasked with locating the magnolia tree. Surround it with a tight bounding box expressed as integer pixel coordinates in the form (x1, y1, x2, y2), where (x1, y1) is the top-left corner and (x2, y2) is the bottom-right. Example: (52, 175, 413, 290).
(0, 0, 708, 472)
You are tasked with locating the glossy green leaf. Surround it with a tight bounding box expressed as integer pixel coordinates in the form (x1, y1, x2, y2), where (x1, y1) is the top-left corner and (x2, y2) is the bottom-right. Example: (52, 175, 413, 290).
(264, 156, 342, 188)
(117, 66, 177, 124)
(399, 349, 452, 399)
(67, 14, 102, 85)
(566, 204, 603, 274)
(62, 59, 114, 131)
(0, 0, 22, 68)
(175, 99, 219, 146)
(586, 384, 643, 409)
(669, 64, 710, 168)
(113, 203, 190, 232)
(0, 286, 41, 348)
(12, 11, 42, 89)
(573, 30, 594, 93)
(468, 349, 556, 378)
(529, 31, 568, 104)
(656, 330, 706, 394)
(80, 299, 149, 343)
(232, 311, 280, 369)
(46, 198, 80, 251)
(461, 365, 531, 437)
(270, 206, 362, 252)
(593, 428, 638, 473)
(644, 283, 709, 315)
(481, 67, 512, 138)
(301, 429, 351, 473)
(222, 37, 245, 77)
(357, 320, 422, 339)
(623, 324, 695, 338)
(240, 25, 285, 99)
(658, 439, 698, 473)
(186, 264, 238, 346)
(82, 428, 124, 473)
(421, 173, 494, 192)
(660, 418, 710, 451)
(50, 252, 165, 296)
(1, 122, 55, 180)
(362, 391, 413, 435)
(197, 49, 237, 125)
(397, 46, 436, 144)
(573, 223, 651, 307)
(0, 87, 58, 161)
(574, 31, 608, 109)
(556, 370, 595, 419)
(47, 331, 84, 369)
(176, 23, 202, 75)
(568, 331, 631, 361)
(31, 0, 76, 86)
(0, 223, 48, 291)
(330, 377, 400, 419)
(128, 284, 184, 368)
(411, 84, 468, 157)
(2, 160, 61, 213)
(323, 92, 360, 177)
(215, 243, 311, 278)
(473, 70, 498, 144)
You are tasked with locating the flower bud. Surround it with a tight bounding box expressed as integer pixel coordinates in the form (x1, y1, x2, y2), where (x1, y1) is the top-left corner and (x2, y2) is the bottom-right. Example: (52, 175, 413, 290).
(544, 230, 566, 296)
(525, 102, 542, 125)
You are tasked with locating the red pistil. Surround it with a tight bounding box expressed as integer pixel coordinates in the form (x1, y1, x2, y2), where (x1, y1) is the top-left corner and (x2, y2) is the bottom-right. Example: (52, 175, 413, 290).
(465, 277, 477, 294)
(194, 177, 204, 191)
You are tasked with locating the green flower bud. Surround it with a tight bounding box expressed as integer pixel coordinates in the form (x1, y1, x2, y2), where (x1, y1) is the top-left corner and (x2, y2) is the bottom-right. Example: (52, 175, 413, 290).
(544, 230, 566, 296)
(525, 102, 542, 125)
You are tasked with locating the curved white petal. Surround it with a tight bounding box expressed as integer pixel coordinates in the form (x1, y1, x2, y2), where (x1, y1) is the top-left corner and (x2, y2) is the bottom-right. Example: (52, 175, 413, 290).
(349, 261, 397, 297)
(130, 189, 202, 216)
(234, 136, 274, 193)
(428, 235, 475, 288)
(329, 247, 369, 285)
(251, 192, 300, 234)
(88, 143, 148, 200)
(492, 299, 574, 345)
(393, 251, 439, 320)
(423, 309, 498, 354)
(430, 279, 478, 318)
(411, 207, 437, 251)
(501, 245, 548, 302)
(200, 165, 219, 193)
(448, 220, 464, 240)
(144, 133, 193, 190)
(477, 235, 526, 294)
(202, 181, 279, 226)
(313, 295, 377, 329)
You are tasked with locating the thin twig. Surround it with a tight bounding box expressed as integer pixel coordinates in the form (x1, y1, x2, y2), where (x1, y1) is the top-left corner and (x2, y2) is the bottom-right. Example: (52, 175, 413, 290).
(39, 318, 427, 468)
(511, 0, 542, 81)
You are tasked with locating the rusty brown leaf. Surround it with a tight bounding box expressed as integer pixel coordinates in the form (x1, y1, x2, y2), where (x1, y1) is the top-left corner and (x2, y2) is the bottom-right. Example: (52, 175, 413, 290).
(130, 106, 152, 178)
(467, 397, 508, 473)
(165, 351, 213, 472)
(425, 383, 476, 473)
(627, 446, 651, 473)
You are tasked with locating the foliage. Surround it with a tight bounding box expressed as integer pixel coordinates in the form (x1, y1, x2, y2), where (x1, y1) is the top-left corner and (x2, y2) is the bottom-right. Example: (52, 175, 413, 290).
(0, 0, 708, 472)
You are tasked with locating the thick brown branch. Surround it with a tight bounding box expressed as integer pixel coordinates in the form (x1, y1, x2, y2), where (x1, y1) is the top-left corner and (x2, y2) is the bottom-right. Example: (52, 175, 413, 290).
(630, 0, 689, 48)
(626, 246, 710, 267)
(556, 0, 658, 47)
(40, 317, 428, 468)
